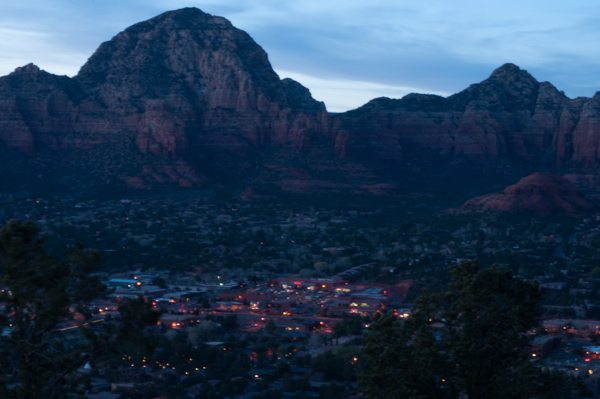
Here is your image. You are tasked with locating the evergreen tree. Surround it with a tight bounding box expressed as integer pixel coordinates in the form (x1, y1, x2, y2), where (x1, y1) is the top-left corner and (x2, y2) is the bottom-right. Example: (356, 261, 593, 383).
(0, 220, 107, 398)
(360, 261, 560, 399)
(0, 220, 159, 399)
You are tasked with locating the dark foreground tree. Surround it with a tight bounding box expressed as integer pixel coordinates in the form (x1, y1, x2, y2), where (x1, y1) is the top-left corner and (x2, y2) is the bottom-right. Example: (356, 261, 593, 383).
(0, 220, 159, 399)
(360, 261, 567, 399)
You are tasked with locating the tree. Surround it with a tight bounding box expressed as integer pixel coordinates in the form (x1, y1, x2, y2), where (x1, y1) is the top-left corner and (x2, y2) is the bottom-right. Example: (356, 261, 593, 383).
(0, 220, 159, 399)
(152, 276, 167, 288)
(264, 320, 276, 334)
(0, 220, 107, 398)
(360, 260, 554, 399)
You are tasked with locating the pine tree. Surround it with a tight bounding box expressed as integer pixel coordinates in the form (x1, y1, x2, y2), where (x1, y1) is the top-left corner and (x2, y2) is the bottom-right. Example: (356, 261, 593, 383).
(360, 261, 559, 399)
(0, 220, 159, 399)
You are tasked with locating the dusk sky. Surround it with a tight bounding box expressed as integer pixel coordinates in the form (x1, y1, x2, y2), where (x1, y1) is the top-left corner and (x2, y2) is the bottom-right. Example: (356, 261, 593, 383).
(1, 1, 599, 112)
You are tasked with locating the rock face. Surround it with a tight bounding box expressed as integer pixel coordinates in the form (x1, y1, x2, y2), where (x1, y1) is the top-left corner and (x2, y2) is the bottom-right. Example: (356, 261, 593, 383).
(460, 172, 596, 215)
(3, 8, 600, 204)
(0, 8, 330, 190)
(331, 63, 600, 167)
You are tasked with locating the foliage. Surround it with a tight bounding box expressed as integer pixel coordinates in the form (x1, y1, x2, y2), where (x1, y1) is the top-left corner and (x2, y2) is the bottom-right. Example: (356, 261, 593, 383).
(311, 347, 362, 382)
(360, 260, 554, 399)
(220, 377, 249, 397)
(0, 220, 107, 399)
(332, 315, 365, 338)
(0, 220, 159, 399)
(264, 320, 276, 334)
(108, 296, 162, 361)
(152, 276, 167, 288)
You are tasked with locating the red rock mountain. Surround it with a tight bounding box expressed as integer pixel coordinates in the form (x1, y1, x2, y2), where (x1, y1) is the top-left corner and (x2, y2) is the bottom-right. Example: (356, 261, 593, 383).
(0, 8, 330, 190)
(1, 7, 600, 205)
(459, 172, 596, 215)
(332, 63, 600, 167)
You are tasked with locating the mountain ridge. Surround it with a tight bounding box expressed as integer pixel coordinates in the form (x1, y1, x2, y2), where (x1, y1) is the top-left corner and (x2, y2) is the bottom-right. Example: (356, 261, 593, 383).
(1, 7, 600, 212)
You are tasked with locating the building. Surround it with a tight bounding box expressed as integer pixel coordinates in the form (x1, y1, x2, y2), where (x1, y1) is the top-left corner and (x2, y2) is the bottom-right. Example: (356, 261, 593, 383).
(531, 336, 561, 358)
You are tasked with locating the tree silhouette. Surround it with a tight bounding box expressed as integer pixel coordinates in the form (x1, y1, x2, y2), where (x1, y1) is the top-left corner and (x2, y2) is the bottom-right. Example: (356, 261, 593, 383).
(0, 220, 159, 399)
(360, 260, 559, 399)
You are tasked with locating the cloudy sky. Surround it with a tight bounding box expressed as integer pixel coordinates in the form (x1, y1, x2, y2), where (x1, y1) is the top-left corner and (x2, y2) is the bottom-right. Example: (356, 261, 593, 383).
(1, 1, 599, 112)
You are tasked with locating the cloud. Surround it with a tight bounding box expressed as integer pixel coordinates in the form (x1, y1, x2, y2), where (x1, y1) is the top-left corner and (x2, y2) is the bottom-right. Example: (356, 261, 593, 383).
(278, 70, 451, 113)
(185, 0, 600, 98)
(1, 0, 599, 108)
(0, 27, 88, 76)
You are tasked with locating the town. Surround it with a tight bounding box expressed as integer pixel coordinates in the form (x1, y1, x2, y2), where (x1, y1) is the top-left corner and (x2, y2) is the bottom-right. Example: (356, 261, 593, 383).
(4, 192, 600, 398)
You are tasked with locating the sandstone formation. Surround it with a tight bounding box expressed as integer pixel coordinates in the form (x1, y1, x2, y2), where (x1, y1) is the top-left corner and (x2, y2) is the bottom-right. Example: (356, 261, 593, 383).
(2, 7, 600, 208)
(0, 8, 330, 190)
(459, 172, 596, 215)
(331, 63, 600, 167)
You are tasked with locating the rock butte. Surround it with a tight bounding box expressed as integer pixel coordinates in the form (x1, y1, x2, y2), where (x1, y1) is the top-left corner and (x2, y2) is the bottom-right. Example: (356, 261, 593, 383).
(460, 172, 596, 215)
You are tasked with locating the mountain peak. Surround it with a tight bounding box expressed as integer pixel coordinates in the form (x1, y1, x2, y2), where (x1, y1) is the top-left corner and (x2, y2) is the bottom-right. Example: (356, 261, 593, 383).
(75, 6, 269, 93)
(11, 63, 41, 75)
(487, 63, 538, 88)
(446, 62, 540, 111)
(490, 62, 522, 76)
(133, 7, 232, 31)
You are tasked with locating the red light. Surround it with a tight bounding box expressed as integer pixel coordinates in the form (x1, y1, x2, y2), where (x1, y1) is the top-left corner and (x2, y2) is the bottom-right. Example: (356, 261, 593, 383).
(152, 302, 157, 306)
(586, 359, 591, 362)
(320, 321, 324, 325)
(294, 282, 301, 285)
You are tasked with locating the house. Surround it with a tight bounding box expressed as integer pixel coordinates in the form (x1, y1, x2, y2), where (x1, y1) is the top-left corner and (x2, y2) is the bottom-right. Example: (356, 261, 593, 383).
(531, 336, 561, 358)
(157, 314, 200, 329)
(539, 281, 567, 291)
(108, 279, 140, 289)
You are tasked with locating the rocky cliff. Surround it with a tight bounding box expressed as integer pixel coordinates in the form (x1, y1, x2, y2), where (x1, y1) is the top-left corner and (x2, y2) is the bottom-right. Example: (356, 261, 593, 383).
(331, 63, 600, 167)
(2, 8, 600, 207)
(0, 8, 330, 190)
(459, 172, 596, 215)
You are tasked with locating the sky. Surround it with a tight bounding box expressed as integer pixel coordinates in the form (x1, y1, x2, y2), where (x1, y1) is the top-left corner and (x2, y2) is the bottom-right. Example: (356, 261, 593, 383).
(1, 1, 599, 112)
